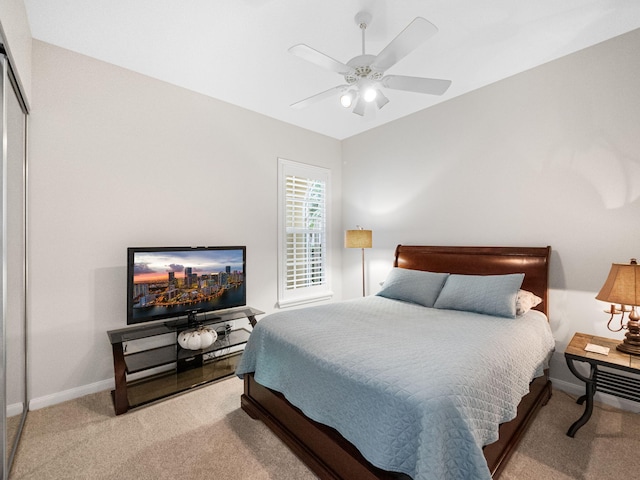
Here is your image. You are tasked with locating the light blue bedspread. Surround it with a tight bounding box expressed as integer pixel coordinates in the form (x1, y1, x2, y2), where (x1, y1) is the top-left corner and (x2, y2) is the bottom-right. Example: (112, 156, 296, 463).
(236, 296, 555, 480)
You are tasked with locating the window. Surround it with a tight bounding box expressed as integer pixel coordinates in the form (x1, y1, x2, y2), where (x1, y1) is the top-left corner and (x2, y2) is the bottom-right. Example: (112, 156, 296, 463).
(277, 158, 332, 308)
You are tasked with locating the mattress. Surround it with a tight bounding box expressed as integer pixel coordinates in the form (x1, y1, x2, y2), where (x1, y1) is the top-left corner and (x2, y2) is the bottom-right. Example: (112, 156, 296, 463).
(236, 296, 555, 480)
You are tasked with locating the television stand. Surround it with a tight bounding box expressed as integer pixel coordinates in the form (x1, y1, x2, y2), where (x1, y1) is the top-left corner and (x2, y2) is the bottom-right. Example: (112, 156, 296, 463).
(107, 306, 263, 415)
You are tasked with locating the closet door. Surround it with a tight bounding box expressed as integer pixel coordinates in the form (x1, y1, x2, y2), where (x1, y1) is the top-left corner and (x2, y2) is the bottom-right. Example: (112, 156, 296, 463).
(1, 52, 28, 479)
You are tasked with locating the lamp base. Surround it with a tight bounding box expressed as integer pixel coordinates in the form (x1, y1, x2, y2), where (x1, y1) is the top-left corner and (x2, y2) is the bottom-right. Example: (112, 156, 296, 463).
(617, 330, 640, 356)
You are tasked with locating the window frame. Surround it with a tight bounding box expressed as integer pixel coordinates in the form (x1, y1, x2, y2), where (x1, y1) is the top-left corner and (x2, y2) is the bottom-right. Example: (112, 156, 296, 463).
(277, 158, 332, 308)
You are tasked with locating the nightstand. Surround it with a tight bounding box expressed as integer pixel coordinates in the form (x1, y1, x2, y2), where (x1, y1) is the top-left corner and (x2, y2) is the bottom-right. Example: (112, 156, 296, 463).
(564, 332, 640, 437)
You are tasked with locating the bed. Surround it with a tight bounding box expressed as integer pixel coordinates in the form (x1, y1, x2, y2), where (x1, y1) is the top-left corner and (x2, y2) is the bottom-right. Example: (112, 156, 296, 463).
(237, 245, 554, 480)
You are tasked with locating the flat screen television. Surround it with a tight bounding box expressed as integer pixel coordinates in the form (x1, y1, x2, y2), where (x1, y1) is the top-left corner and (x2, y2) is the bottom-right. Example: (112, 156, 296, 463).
(127, 246, 246, 325)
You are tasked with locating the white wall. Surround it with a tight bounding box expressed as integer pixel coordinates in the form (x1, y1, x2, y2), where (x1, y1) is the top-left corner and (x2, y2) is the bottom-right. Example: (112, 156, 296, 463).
(28, 41, 342, 405)
(341, 28, 640, 400)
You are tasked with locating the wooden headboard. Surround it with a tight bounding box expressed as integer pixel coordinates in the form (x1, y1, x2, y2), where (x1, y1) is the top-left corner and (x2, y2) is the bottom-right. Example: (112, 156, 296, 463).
(394, 245, 551, 316)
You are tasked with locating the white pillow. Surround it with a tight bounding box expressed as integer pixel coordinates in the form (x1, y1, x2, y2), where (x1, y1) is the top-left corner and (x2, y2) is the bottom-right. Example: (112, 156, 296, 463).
(516, 289, 543, 316)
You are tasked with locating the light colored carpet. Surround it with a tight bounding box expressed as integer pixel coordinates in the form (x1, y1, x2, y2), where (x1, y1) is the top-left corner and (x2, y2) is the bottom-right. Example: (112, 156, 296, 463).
(10, 378, 315, 480)
(10, 378, 640, 479)
(500, 388, 640, 480)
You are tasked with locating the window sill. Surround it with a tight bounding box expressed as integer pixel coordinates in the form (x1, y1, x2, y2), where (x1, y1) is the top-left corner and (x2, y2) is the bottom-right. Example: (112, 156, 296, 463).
(276, 291, 334, 309)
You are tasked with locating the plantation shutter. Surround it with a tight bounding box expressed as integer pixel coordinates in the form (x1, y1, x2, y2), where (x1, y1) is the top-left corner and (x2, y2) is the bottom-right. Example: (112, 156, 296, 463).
(278, 159, 332, 307)
(285, 175, 326, 290)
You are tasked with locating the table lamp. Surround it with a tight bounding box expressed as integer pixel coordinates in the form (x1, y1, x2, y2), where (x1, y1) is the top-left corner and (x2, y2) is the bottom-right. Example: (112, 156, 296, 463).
(596, 258, 640, 355)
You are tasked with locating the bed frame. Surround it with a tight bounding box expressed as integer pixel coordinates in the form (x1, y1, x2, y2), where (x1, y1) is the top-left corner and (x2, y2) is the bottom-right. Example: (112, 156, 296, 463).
(241, 245, 552, 479)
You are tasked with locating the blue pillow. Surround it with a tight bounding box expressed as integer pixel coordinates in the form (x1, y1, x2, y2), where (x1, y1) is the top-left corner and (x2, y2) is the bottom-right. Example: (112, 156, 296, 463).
(376, 268, 449, 307)
(433, 273, 525, 318)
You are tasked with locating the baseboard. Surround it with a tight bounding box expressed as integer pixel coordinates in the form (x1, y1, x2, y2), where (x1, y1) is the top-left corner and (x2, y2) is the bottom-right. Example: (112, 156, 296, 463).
(28, 378, 114, 411)
(27, 375, 640, 413)
(7, 402, 24, 417)
(550, 376, 640, 413)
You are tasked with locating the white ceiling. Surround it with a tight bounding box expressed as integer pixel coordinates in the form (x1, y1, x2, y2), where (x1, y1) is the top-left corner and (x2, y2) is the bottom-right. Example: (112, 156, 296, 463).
(23, 0, 640, 140)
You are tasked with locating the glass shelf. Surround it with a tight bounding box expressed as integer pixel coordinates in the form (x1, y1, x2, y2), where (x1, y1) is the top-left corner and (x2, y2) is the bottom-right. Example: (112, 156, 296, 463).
(124, 328, 251, 374)
(126, 352, 244, 409)
(107, 306, 263, 344)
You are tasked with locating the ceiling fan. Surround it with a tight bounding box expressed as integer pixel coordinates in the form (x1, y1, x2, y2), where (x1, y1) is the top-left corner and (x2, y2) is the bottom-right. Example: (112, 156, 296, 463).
(289, 12, 452, 116)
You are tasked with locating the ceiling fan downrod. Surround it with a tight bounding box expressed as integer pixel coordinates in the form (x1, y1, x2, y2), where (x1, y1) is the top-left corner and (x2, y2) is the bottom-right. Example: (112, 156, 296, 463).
(356, 11, 372, 56)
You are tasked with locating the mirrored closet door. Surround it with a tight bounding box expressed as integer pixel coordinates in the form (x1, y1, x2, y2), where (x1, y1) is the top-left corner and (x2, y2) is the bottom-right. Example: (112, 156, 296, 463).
(1, 51, 28, 480)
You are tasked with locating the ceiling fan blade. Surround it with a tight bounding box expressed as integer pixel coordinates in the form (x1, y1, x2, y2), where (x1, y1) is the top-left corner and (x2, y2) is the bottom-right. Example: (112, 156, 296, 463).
(290, 85, 348, 109)
(370, 17, 438, 73)
(382, 75, 451, 96)
(289, 44, 354, 75)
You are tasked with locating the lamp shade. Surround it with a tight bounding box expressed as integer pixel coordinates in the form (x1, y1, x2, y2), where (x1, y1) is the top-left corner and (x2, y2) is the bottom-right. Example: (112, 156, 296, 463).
(345, 229, 372, 249)
(596, 262, 640, 306)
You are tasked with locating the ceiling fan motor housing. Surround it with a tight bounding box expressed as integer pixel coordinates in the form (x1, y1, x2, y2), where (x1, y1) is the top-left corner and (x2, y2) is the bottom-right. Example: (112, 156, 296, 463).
(345, 55, 382, 84)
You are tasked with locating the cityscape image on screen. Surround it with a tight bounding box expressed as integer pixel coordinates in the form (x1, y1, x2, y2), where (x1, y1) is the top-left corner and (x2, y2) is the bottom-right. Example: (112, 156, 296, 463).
(127, 246, 246, 324)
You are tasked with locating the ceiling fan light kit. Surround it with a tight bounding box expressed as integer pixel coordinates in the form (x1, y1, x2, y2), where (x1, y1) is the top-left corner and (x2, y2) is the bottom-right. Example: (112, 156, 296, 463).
(289, 11, 452, 116)
(340, 89, 356, 108)
(362, 83, 378, 103)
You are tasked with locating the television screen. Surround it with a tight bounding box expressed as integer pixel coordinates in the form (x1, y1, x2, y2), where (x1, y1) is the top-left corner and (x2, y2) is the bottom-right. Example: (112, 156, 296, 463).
(127, 246, 246, 325)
